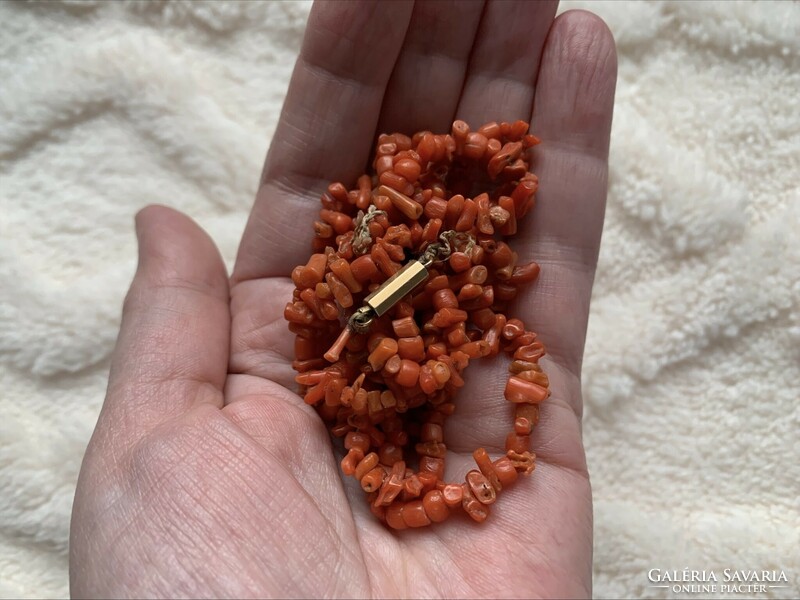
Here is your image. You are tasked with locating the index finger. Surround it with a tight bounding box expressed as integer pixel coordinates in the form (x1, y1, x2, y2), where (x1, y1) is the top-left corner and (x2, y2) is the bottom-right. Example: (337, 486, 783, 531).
(233, 1, 414, 283)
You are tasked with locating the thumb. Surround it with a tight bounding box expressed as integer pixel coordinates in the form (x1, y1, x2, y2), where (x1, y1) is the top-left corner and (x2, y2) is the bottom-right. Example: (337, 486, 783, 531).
(99, 205, 230, 442)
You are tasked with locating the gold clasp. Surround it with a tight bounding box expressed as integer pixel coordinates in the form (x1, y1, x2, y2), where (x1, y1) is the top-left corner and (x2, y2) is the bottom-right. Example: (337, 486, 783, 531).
(344, 231, 470, 335)
(363, 260, 430, 318)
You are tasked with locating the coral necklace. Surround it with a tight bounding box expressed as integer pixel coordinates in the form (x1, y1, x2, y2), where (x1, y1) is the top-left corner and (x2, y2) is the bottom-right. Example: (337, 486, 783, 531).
(284, 120, 549, 529)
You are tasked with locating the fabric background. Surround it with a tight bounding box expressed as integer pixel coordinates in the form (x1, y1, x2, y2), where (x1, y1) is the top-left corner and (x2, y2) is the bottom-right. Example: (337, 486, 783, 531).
(0, 1, 798, 597)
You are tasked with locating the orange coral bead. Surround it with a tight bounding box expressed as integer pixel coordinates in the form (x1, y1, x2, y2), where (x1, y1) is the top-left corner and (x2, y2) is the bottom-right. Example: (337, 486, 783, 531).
(420, 423, 443, 443)
(441, 483, 463, 507)
(455, 198, 478, 232)
(402, 475, 424, 499)
(368, 338, 399, 371)
(350, 255, 379, 283)
(507, 450, 536, 475)
(329, 258, 362, 293)
(448, 251, 472, 273)
(419, 456, 445, 480)
(513, 342, 545, 363)
(492, 457, 518, 487)
(361, 467, 386, 493)
(376, 474, 405, 508)
(426, 342, 447, 359)
(292, 253, 327, 289)
(444, 194, 465, 229)
(416, 132, 436, 164)
(386, 503, 407, 530)
(381, 356, 402, 379)
(421, 217, 442, 242)
(379, 443, 404, 466)
(498, 195, 517, 236)
(502, 318, 525, 340)
(355, 452, 380, 481)
(326, 273, 354, 308)
(514, 417, 533, 435)
(457, 283, 483, 302)
(345, 432, 370, 453)
(485, 137, 502, 160)
(430, 361, 451, 387)
(516, 369, 549, 387)
(510, 261, 540, 285)
(401, 500, 431, 528)
(320, 209, 353, 235)
(415, 440, 447, 459)
(324, 328, 351, 363)
(423, 198, 448, 220)
(445, 323, 470, 347)
(462, 485, 490, 523)
(466, 470, 497, 505)
(422, 490, 450, 523)
(464, 131, 489, 160)
(417, 472, 438, 494)
(450, 266, 487, 289)
(475, 193, 493, 235)
(432, 288, 459, 310)
(394, 159, 421, 183)
(397, 336, 425, 361)
(395, 359, 421, 388)
(505, 432, 530, 454)
(418, 364, 437, 395)
(431, 308, 468, 328)
(341, 448, 364, 476)
(455, 340, 488, 359)
(509, 359, 540, 374)
(379, 184, 423, 219)
(515, 403, 540, 429)
(469, 309, 495, 332)
(325, 377, 347, 406)
(392, 316, 420, 338)
(478, 121, 501, 139)
(504, 376, 549, 404)
(473, 447, 501, 491)
(294, 336, 317, 361)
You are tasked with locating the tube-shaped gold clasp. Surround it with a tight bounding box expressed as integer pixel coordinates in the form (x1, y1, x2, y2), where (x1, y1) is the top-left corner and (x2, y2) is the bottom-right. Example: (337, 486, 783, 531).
(344, 236, 457, 335)
(364, 260, 429, 317)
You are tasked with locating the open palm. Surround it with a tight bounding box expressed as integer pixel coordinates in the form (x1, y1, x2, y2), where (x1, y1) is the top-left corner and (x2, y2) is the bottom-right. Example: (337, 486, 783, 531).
(70, 2, 616, 597)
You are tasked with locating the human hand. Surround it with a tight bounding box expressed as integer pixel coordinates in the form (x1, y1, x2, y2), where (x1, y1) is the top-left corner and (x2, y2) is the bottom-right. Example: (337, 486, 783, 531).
(70, 1, 616, 597)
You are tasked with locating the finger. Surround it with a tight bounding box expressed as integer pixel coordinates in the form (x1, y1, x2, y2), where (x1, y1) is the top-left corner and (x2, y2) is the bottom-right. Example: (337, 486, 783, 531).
(233, 1, 414, 283)
(447, 10, 616, 449)
(100, 206, 230, 440)
(377, 0, 485, 135)
(516, 10, 618, 374)
(455, 0, 558, 127)
(446, 347, 586, 460)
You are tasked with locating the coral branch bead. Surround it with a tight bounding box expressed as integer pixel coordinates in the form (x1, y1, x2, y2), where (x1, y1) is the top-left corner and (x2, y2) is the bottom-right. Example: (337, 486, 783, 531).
(504, 376, 549, 404)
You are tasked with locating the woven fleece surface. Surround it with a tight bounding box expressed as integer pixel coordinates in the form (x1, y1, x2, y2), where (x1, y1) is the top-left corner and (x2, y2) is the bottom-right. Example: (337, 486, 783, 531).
(1, 1, 798, 597)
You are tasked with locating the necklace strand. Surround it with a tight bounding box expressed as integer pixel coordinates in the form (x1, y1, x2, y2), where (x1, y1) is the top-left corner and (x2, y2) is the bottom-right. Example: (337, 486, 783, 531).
(285, 119, 549, 528)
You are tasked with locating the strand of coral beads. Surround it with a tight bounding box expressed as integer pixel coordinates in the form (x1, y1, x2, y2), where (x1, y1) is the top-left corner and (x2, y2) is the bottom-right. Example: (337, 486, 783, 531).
(284, 119, 550, 529)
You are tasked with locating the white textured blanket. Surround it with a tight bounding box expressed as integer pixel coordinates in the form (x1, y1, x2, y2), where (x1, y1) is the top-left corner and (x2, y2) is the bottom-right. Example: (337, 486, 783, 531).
(1, 1, 798, 597)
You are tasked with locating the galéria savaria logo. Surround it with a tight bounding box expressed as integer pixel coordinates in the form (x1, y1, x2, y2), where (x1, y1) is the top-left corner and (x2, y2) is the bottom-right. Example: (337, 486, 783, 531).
(648, 568, 790, 595)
